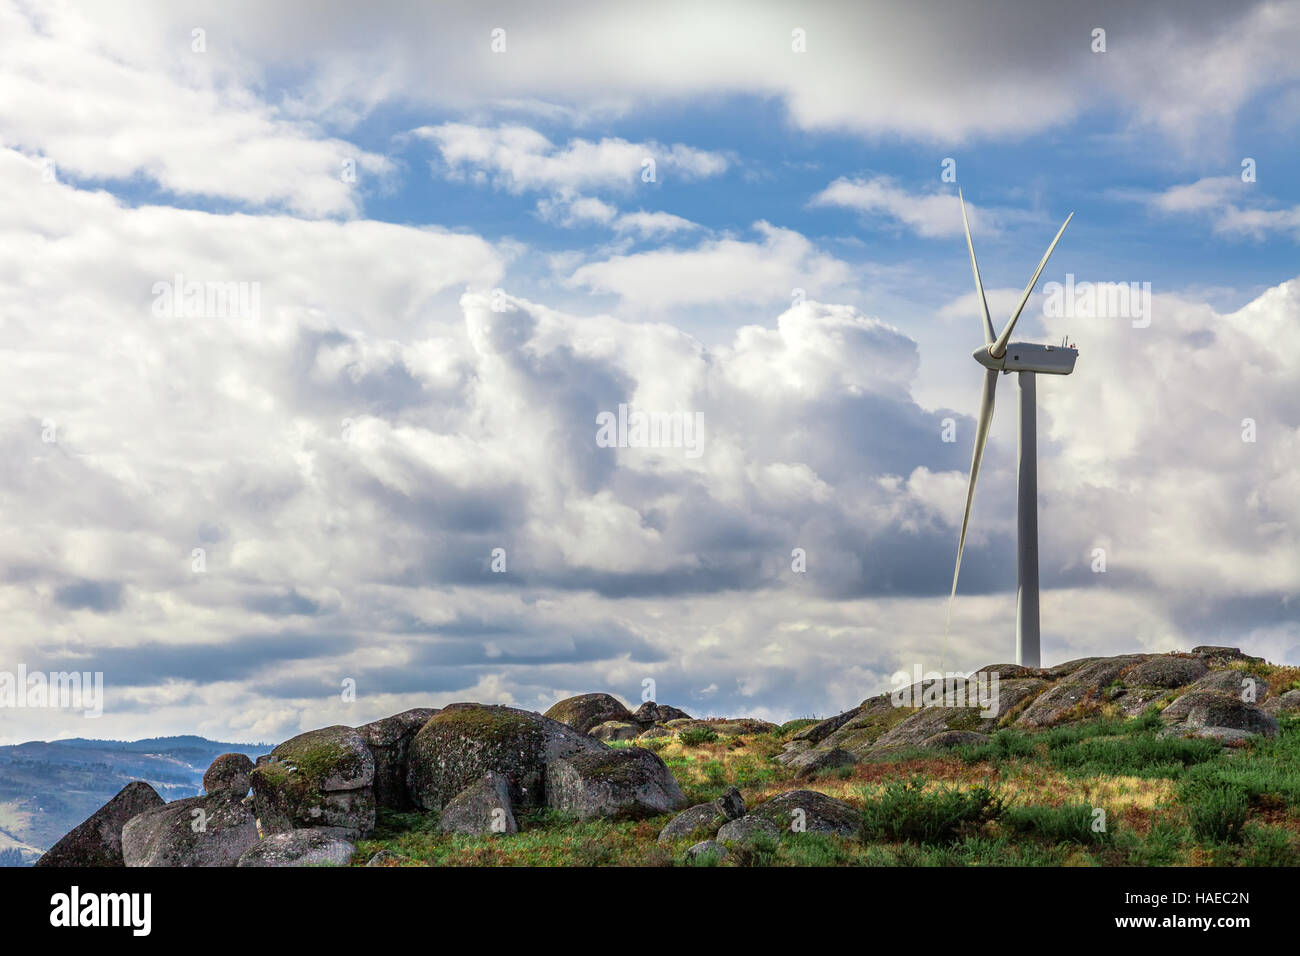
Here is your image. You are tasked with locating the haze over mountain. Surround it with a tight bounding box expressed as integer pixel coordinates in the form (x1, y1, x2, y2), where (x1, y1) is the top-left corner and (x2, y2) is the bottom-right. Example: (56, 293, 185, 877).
(0, 736, 266, 865)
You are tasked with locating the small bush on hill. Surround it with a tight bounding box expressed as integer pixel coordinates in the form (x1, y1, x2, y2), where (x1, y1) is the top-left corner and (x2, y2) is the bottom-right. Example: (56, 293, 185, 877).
(860, 777, 1005, 845)
(679, 726, 718, 746)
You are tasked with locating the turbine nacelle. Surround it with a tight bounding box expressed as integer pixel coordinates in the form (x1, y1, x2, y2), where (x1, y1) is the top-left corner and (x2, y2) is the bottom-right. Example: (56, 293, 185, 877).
(972, 342, 1078, 376)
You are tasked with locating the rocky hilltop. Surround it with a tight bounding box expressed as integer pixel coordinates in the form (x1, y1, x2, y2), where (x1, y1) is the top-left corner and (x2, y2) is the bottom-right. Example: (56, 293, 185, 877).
(34, 646, 1300, 867)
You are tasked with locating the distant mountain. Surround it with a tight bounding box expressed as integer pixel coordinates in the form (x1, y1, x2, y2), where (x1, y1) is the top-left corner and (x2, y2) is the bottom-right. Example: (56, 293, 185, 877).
(0, 736, 268, 865)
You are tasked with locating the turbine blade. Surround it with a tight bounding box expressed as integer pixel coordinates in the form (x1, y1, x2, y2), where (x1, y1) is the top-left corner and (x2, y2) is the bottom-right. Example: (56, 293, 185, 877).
(959, 188, 997, 345)
(946, 367, 999, 631)
(991, 211, 1073, 357)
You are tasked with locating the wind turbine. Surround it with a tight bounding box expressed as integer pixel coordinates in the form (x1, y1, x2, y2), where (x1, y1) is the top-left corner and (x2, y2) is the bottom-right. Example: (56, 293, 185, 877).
(946, 189, 1075, 669)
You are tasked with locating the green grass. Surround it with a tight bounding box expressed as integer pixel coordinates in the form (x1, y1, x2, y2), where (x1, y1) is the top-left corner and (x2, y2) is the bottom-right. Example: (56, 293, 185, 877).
(1178, 716, 1300, 803)
(1182, 781, 1249, 844)
(859, 777, 1005, 845)
(352, 712, 1300, 867)
(1001, 802, 1108, 845)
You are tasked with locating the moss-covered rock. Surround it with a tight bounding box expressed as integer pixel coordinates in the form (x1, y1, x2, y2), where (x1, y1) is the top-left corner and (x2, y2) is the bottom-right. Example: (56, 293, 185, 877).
(122, 792, 257, 867)
(750, 789, 861, 838)
(790, 707, 861, 745)
(35, 781, 164, 867)
(1121, 655, 1208, 688)
(920, 730, 989, 749)
(717, 814, 781, 847)
(873, 705, 989, 749)
(658, 803, 728, 844)
(810, 695, 910, 756)
(633, 702, 692, 725)
(1161, 690, 1278, 736)
(1262, 689, 1300, 716)
(1015, 659, 1147, 728)
(588, 720, 641, 742)
(439, 772, 517, 835)
(546, 746, 687, 820)
(1183, 669, 1269, 701)
(544, 693, 633, 734)
(203, 753, 253, 797)
(787, 746, 857, 778)
(405, 703, 604, 812)
(250, 725, 376, 837)
(236, 828, 354, 867)
(357, 708, 438, 811)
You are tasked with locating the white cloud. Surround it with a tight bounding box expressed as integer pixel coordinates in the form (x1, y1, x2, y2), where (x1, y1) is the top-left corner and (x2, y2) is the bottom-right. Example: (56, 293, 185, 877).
(0, 1, 392, 216)
(1148, 176, 1300, 240)
(38, 1, 1297, 152)
(812, 176, 981, 238)
(415, 123, 727, 196)
(567, 221, 853, 308)
(611, 210, 699, 238)
(3, 146, 1298, 740)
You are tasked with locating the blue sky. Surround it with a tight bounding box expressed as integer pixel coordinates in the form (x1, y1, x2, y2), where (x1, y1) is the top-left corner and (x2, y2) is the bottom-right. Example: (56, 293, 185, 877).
(1, 0, 1297, 744)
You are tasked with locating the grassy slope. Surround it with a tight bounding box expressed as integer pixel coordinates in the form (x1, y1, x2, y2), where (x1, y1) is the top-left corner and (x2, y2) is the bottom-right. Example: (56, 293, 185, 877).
(355, 709, 1300, 867)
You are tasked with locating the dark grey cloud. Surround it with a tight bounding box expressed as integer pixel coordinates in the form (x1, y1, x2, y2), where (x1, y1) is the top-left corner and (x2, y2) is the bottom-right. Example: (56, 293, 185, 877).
(31, 632, 358, 684)
(53, 579, 124, 612)
(242, 589, 323, 616)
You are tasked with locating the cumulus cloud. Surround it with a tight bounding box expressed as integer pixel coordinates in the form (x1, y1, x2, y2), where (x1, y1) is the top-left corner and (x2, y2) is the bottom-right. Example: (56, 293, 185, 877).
(812, 177, 982, 238)
(3, 0, 1298, 747)
(0, 1, 393, 216)
(566, 222, 854, 309)
(5, 137, 1297, 742)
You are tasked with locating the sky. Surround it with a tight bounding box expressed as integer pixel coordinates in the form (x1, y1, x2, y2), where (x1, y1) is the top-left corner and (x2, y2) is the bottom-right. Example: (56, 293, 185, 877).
(1, 0, 1297, 745)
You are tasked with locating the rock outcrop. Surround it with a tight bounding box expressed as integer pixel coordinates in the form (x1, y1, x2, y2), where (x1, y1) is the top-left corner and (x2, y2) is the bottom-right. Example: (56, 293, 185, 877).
(657, 787, 745, 844)
(588, 720, 642, 742)
(1263, 689, 1300, 717)
(750, 789, 862, 838)
(1160, 690, 1278, 738)
(438, 772, 518, 836)
(716, 814, 781, 846)
(237, 828, 354, 867)
(35, 781, 164, 867)
(546, 746, 687, 820)
(544, 693, 633, 734)
(1016, 657, 1149, 728)
(406, 703, 604, 812)
(357, 707, 439, 811)
(250, 725, 376, 838)
(204, 753, 254, 797)
(632, 701, 692, 725)
(122, 793, 258, 867)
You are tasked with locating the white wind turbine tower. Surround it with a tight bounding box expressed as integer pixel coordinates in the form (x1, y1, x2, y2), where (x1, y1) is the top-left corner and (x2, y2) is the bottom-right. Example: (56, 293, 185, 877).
(946, 190, 1075, 669)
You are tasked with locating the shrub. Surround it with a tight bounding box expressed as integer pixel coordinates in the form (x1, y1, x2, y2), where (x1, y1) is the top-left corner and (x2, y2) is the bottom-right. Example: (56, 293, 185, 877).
(1049, 732, 1220, 778)
(726, 830, 779, 867)
(679, 726, 718, 746)
(860, 777, 1005, 845)
(1183, 782, 1249, 844)
(956, 728, 1038, 763)
(1241, 825, 1294, 866)
(1002, 802, 1108, 844)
